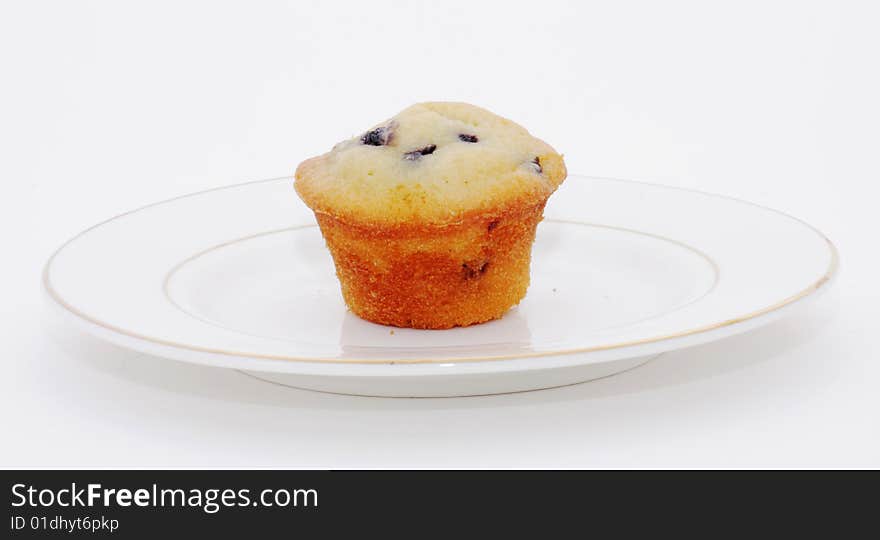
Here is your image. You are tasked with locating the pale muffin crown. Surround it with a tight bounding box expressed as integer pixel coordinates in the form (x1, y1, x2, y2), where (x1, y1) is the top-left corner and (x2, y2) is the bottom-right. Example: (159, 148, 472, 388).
(295, 102, 566, 226)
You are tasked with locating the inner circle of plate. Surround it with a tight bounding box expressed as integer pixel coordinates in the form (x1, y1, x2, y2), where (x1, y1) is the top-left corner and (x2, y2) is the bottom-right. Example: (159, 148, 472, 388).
(162, 221, 719, 351)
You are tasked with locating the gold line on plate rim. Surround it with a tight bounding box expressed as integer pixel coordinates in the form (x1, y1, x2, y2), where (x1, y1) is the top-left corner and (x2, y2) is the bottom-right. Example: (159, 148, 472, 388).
(42, 175, 840, 365)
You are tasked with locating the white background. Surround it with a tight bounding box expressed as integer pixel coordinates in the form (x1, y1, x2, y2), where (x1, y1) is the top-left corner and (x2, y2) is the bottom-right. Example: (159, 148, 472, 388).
(2, 0, 878, 467)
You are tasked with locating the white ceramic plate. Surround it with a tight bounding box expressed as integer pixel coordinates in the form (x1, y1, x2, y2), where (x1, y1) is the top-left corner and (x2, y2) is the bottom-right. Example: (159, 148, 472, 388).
(44, 175, 837, 397)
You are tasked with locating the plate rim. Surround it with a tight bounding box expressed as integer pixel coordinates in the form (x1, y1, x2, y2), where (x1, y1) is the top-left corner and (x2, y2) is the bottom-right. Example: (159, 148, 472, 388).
(43, 174, 839, 369)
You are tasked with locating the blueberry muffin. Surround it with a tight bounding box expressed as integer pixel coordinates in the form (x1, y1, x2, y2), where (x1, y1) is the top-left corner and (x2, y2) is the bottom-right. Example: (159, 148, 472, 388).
(295, 102, 566, 329)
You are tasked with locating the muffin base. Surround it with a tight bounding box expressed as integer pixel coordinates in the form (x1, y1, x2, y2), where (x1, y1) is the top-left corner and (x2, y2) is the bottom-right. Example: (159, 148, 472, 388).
(314, 202, 547, 329)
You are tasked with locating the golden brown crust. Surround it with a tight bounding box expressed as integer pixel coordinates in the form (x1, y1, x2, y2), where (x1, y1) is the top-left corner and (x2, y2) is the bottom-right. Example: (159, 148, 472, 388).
(315, 201, 548, 329)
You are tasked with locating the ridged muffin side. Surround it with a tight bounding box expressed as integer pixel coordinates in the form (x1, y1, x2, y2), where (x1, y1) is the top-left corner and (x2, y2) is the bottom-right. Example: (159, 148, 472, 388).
(313, 201, 547, 329)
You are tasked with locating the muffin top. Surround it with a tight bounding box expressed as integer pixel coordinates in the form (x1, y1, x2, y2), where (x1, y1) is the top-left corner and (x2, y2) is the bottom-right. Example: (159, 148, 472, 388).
(295, 102, 566, 226)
